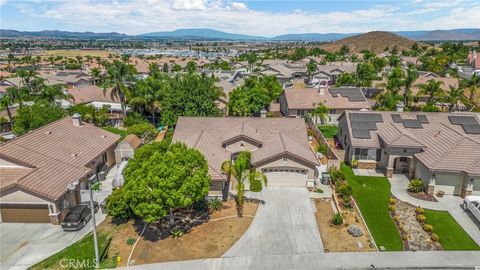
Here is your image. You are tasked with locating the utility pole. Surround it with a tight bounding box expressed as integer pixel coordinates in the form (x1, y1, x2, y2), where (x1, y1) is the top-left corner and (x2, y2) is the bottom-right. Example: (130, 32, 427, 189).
(88, 175, 100, 268)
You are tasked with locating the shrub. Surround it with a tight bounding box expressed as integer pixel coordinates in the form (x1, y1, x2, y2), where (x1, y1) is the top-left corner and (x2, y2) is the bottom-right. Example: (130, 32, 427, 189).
(389, 198, 397, 205)
(336, 183, 353, 198)
(416, 214, 426, 223)
(389, 205, 396, 212)
(128, 123, 157, 142)
(170, 229, 183, 239)
(314, 188, 324, 193)
(351, 159, 358, 168)
(249, 178, 263, 192)
(316, 144, 328, 155)
(393, 215, 400, 222)
(207, 197, 223, 212)
(423, 224, 433, 233)
(431, 233, 440, 242)
(331, 213, 343, 225)
(105, 188, 132, 221)
(408, 179, 424, 193)
(342, 196, 353, 208)
(329, 169, 346, 185)
(126, 238, 135, 245)
(415, 207, 425, 215)
(402, 233, 408, 241)
(123, 112, 148, 127)
(307, 129, 314, 136)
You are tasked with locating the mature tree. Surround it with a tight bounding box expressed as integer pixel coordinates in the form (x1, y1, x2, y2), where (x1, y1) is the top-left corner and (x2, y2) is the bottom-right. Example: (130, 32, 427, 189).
(325, 53, 337, 65)
(185, 61, 197, 73)
(335, 73, 356, 87)
(311, 102, 329, 124)
(417, 79, 444, 104)
(68, 103, 109, 126)
(338, 45, 350, 56)
(13, 100, 66, 136)
(0, 87, 21, 129)
(103, 60, 137, 116)
(375, 90, 403, 111)
(162, 62, 169, 73)
(127, 122, 157, 143)
(388, 55, 401, 67)
(246, 52, 258, 72)
(385, 67, 405, 95)
(257, 75, 282, 101)
(115, 142, 210, 223)
(130, 75, 165, 124)
(355, 63, 376, 87)
(90, 67, 101, 84)
(403, 64, 419, 106)
(228, 85, 271, 117)
(172, 63, 182, 72)
(361, 50, 376, 61)
(464, 73, 479, 103)
(371, 57, 387, 73)
(445, 85, 466, 112)
(36, 83, 71, 103)
(306, 59, 317, 82)
(221, 151, 266, 217)
(161, 73, 222, 126)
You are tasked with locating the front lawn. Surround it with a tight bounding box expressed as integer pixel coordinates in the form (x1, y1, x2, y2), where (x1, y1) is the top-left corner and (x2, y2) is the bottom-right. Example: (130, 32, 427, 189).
(341, 164, 403, 251)
(424, 210, 480, 251)
(318, 124, 338, 138)
(103, 126, 128, 139)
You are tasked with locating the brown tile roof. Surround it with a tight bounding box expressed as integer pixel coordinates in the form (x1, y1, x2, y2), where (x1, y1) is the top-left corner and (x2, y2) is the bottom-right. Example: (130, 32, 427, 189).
(172, 117, 318, 180)
(122, 134, 141, 150)
(0, 117, 120, 200)
(283, 87, 371, 110)
(342, 111, 480, 175)
(68, 85, 120, 104)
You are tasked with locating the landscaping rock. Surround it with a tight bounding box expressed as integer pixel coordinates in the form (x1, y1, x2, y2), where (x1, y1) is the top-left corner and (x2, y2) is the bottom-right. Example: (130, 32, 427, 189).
(347, 225, 364, 237)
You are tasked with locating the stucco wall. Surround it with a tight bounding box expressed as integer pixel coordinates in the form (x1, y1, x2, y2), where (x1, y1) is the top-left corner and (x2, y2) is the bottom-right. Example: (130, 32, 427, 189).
(415, 161, 464, 195)
(114, 143, 135, 164)
(256, 157, 315, 179)
(1, 189, 49, 203)
(225, 139, 259, 153)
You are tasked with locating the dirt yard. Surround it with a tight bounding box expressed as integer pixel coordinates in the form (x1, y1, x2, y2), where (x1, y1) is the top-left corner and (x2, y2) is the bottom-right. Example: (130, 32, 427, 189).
(314, 199, 375, 252)
(124, 200, 258, 266)
(41, 49, 114, 58)
(308, 134, 328, 165)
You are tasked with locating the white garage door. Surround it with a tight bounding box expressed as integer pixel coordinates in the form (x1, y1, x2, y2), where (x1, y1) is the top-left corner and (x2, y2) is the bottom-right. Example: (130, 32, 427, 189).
(262, 168, 307, 187)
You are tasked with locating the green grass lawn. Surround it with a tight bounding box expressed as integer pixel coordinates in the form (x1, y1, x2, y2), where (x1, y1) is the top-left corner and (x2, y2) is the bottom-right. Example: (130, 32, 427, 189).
(424, 210, 480, 251)
(102, 126, 128, 139)
(341, 163, 404, 251)
(30, 231, 115, 270)
(318, 124, 338, 138)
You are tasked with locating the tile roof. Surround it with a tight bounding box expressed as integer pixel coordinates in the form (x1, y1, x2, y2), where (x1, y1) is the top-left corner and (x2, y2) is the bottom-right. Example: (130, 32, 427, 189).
(283, 87, 371, 110)
(0, 117, 120, 200)
(122, 134, 141, 150)
(342, 111, 480, 175)
(172, 117, 318, 180)
(68, 85, 120, 104)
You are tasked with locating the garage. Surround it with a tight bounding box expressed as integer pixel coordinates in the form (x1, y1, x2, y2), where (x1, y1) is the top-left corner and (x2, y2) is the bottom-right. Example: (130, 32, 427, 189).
(0, 204, 50, 223)
(262, 167, 307, 187)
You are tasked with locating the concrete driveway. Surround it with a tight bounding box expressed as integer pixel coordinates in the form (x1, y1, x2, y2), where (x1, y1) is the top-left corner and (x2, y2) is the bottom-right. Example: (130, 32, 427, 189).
(223, 187, 323, 257)
(0, 212, 105, 270)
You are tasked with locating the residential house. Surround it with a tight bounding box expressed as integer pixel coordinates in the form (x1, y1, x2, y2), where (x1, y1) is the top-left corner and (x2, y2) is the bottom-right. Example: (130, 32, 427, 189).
(258, 63, 306, 85)
(114, 134, 141, 164)
(311, 64, 357, 86)
(280, 87, 371, 123)
(411, 76, 461, 108)
(41, 70, 93, 88)
(172, 117, 319, 198)
(337, 111, 480, 197)
(0, 115, 119, 224)
(458, 50, 480, 79)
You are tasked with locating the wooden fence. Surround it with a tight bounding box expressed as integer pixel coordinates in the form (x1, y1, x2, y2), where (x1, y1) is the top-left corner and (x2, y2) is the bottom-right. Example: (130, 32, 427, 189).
(305, 115, 340, 169)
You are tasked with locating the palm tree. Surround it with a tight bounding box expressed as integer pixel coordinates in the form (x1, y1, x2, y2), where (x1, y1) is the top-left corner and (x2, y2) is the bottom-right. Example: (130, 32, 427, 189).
(103, 60, 137, 116)
(375, 89, 403, 111)
(306, 60, 317, 82)
(221, 152, 266, 217)
(37, 83, 72, 103)
(0, 88, 17, 129)
(90, 67, 101, 85)
(131, 76, 164, 124)
(385, 67, 405, 95)
(403, 64, 419, 107)
(445, 85, 466, 112)
(85, 55, 93, 65)
(258, 75, 282, 101)
(311, 102, 329, 124)
(246, 52, 257, 73)
(465, 73, 479, 103)
(417, 79, 444, 104)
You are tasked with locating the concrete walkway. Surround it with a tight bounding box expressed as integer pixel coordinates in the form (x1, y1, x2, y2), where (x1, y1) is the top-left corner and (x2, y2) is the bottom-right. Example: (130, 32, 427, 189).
(124, 251, 480, 269)
(437, 195, 480, 246)
(389, 174, 445, 210)
(0, 211, 106, 270)
(223, 187, 324, 257)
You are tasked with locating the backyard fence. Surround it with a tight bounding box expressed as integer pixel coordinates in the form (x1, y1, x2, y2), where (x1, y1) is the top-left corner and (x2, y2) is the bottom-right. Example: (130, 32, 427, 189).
(305, 115, 340, 169)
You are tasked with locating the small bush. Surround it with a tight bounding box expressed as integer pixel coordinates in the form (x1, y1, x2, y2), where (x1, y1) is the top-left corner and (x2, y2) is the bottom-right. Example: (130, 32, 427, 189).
(249, 178, 263, 192)
(351, 159, 358, 168)
(415, 207, 425, 215)
(393, 215, 400, 222)
(330, 169, 346, 185)
(402, 233, 408, 241)
(123, 112, 148, 127)
(416, 214, 426, 223)
(408, 179, 424, 193)
(331, 213, 343, 225)
(126, 238, 135, 245)
(341, 196, 353, 208)
(423, 224, 433, 233)
(170, 229, 183, 239)
(128, 123, 157, 142)
(316, 144, 328, 155)
(389, 198, 397, 205)
(389, 205, 396, 212)
(430, 233, 439, 242)
(336, 183, 353, 198)
(314, 188, 324, 193)
(207, 197, 223, 212)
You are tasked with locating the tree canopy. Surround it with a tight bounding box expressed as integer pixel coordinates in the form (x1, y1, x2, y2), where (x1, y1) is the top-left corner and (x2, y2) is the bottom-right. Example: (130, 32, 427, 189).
(13, 100, 66, 136)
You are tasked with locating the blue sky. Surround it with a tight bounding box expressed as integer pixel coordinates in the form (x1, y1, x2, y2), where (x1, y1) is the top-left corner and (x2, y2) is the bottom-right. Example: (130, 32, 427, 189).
(1, 0, 479, 36)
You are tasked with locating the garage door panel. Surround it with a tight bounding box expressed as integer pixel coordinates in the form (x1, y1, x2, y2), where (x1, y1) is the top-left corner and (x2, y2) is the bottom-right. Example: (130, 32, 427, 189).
(1, 204, 50, 223)
(263, 168, 307, 187)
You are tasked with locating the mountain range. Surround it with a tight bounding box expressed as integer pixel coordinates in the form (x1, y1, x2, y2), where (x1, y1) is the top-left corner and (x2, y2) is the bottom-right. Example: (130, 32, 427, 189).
(1, 28, 480, 41)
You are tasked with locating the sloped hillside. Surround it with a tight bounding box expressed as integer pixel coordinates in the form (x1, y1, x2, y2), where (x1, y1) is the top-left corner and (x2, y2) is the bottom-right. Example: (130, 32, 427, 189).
(320, 31, 418, 54)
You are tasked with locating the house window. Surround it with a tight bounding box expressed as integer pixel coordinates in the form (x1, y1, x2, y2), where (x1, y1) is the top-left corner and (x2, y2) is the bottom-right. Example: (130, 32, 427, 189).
(399, 157, 409, 162)
(240, 143, 244, 148)
(354, 148, 379, 161)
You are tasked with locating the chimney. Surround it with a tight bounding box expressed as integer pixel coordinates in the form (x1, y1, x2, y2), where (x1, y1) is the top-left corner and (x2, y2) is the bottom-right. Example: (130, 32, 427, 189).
(260, 109, 267, 118)
(319, 87, 325, 96)
(72, 113, 83, 127)
(396, 102, 405, 112)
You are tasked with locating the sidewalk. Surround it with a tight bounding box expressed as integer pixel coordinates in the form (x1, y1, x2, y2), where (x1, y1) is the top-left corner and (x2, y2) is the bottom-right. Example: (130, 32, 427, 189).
(389, 174, 445, 210)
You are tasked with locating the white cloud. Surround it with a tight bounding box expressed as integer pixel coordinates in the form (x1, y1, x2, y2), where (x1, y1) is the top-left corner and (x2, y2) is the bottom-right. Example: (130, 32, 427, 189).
(8, 0, 480, 36)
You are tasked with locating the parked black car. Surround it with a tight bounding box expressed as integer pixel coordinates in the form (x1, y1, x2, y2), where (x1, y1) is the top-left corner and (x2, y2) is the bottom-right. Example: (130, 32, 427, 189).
(61, 203, 93, 231)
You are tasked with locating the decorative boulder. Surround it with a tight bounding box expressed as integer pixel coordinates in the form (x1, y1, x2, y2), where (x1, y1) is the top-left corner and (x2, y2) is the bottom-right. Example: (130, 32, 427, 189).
(347, 225, 364, 237)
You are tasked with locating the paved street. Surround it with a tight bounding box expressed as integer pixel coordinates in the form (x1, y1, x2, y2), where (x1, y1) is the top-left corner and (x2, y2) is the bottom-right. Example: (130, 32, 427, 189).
(223, 187, 324, 257)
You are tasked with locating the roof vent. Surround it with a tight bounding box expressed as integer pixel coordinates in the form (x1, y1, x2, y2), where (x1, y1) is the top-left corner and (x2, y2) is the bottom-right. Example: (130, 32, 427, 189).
(72, 113, 83, 127)
(45, 130, 52, 134)
(101, 135, 107, 139)
(71, 153, 79, 158)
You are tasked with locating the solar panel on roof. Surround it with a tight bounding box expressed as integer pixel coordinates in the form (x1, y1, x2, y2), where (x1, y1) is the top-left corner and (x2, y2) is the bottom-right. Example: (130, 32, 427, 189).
(448, 116, 477, 125)
(391, 114, 402, 123)
(417, 115, 429, 124)
(462, 124, 480, 134)
(402, 119, 423, 129)
(329, 88, 367, 102)
(352, 128, 371, 139)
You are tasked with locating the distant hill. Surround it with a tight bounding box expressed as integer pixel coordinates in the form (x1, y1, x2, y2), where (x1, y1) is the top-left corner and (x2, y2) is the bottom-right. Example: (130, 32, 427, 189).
(0, 29, 128, 39)
(410, 29, 480, 41)
(139, 28, 266, 40)
(320, 31, 417, 54)
(272, 33, 357, 41)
